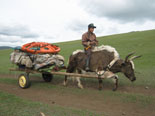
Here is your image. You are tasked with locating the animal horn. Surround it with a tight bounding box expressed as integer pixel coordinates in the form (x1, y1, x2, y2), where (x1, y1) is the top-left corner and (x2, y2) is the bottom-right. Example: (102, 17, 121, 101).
(125, 52, 135, 62)
(130, 55, 142, 61)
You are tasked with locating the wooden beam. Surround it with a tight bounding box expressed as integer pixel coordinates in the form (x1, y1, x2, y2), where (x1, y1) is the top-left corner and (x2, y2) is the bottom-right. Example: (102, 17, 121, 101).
(50, 71, 100, 78)
(9, 68, 104, 79)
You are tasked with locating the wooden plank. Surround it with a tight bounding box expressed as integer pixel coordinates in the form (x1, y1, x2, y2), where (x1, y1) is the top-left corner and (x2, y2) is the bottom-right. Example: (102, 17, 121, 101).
(50, 71, 99, 78)
(9, 68, 103, 78)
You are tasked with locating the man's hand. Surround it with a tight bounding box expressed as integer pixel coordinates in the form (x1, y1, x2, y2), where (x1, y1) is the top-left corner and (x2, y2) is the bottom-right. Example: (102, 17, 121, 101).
(90, 41, 98, 46)
(87, 41, 90, 46)
(85, 45, 91, 50)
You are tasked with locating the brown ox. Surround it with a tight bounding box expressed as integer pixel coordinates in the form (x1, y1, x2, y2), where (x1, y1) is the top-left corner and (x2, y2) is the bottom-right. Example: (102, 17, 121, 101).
(63, 45, 141, 91)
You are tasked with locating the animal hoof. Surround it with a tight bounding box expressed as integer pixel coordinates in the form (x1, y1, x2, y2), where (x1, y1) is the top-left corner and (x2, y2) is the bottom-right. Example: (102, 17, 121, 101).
(63, 81, 67, 86)
(78, 84, 83, 89)
(112, 88, 117, 91)
(98, 87, 102, 91)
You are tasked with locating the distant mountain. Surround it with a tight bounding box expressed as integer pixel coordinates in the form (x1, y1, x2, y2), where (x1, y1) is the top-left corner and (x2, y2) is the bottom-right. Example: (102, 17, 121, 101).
(0, 46, 12, 50)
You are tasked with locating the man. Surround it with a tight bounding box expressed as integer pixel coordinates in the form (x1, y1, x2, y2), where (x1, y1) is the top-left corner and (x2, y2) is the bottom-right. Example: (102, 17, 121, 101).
(82, 23, 98, 71)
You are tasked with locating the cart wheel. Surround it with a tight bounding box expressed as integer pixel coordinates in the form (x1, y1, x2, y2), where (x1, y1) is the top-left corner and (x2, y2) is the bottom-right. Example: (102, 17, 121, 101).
(42, 73, 53, 82)
(18, 73, 31, 89)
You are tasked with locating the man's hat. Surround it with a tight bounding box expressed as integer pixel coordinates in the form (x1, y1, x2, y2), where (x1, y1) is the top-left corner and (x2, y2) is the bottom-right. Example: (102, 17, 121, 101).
(88, 23, 96, 28)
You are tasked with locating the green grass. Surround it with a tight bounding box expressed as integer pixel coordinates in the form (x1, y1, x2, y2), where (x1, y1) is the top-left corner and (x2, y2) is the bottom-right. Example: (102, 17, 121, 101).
(1, 29, 155, 87)
(0, 90, 102, 116)
(0, 29, 155, 115)
(0, 76, 155, 109)
(0, 49, 14, 73)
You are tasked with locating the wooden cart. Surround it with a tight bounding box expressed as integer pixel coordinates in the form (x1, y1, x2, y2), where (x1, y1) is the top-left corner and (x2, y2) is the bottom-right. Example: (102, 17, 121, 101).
(10, 68, 100, 89)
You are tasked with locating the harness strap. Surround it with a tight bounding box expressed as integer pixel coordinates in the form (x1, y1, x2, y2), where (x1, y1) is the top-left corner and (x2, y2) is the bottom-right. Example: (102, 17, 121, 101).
(107, 58, 119, 69)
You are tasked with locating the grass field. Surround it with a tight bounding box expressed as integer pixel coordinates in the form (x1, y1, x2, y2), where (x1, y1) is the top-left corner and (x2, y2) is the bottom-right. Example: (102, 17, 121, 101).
(0, 90, 101, 116)
(1, 29, 155, 86)
(0, 29, 155, 116)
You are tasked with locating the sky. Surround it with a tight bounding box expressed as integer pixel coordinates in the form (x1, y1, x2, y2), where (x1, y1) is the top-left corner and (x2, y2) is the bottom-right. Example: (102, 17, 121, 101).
(0, 0, 155, 47)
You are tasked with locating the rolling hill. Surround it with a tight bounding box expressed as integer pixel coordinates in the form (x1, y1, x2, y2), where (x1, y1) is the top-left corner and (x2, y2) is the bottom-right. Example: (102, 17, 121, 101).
(0, 46, 12, 50)
(0, 29, 155, 116)
(0, 29, 155, 87)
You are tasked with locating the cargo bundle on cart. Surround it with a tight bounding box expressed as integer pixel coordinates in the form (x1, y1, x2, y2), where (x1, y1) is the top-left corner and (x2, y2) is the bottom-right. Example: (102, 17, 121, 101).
(10, 42, 66, 88)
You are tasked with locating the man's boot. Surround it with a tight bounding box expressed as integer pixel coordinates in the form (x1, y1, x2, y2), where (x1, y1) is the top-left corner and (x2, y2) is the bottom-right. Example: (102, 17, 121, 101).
(85, 55, 90, 71)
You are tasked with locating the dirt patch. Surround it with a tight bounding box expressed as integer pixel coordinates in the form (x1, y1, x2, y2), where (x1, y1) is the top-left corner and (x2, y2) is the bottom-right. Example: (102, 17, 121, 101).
(0, 82, 155, 116)
(118, 86, 155, 97)
(0, 74, 155, 116)
(2, 74, 155, 97)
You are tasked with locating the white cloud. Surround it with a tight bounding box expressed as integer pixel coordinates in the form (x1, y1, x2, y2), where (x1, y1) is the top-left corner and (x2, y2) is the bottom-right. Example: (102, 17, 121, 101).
(0, 0, 154, 47)
(79, 0, 155, 22)
(0, 24, 39, 38)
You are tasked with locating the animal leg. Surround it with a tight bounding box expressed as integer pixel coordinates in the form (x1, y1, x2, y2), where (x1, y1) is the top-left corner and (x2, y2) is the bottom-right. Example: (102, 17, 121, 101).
(103, 71, 118, 91)
(98, 77, 103, 90)
(112, 75, 118, 91)
(63, 65, 76, 86)
(96, 70, 105, 91)
(63, 75, 68, 86)
(76, 77, 83, 89)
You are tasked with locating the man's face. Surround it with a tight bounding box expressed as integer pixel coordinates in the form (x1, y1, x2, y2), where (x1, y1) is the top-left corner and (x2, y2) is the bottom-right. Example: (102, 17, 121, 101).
(89, 28, 94, 33)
